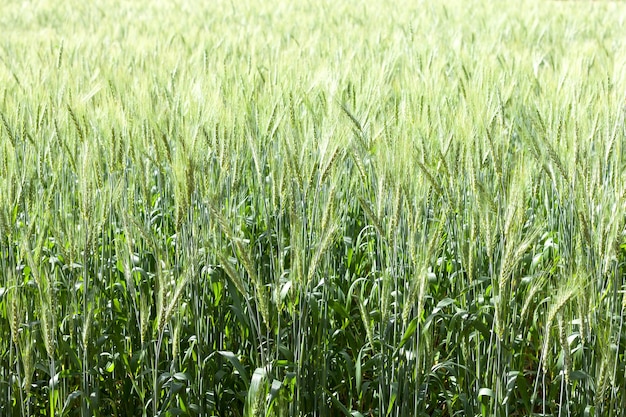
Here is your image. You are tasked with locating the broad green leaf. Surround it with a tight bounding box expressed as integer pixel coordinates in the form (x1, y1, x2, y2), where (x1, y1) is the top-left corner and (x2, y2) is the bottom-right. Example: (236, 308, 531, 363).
(172, 372, 189, 382)
(386, 387, 397, 417)
(245, 367, 267, 417)
(478, 387, 494, 400)
(218, 351, 250, 387)
(399, 316, 419, 348)
(61, 390, 82, 414)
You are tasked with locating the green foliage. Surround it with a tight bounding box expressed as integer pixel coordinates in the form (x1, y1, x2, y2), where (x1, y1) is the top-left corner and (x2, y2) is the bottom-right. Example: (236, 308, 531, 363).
(1, 0, 626, 416)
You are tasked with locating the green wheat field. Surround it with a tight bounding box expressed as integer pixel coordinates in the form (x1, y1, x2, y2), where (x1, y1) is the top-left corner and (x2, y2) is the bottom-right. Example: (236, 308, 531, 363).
(1, 0, 626, 416)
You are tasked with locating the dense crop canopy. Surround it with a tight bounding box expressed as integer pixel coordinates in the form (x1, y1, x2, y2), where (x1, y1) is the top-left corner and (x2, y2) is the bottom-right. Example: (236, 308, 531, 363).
(1, 0, 626, 416)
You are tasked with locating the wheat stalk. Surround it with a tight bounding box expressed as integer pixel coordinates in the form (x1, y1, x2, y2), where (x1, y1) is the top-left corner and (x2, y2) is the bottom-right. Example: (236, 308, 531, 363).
(557, 313, 571, 384)
(8, 284, 21, 346)
(541, 286, 576, 375)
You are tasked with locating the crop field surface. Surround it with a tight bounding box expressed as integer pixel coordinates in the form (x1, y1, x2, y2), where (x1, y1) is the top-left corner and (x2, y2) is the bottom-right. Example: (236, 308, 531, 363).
(1, 0, 626, 416)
